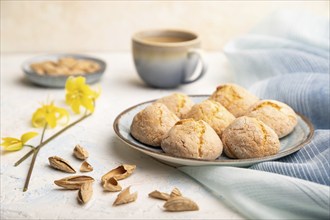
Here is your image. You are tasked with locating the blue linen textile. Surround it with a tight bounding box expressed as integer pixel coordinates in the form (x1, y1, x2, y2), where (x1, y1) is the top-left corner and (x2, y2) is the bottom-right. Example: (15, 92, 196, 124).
(223, 10, 329, 87)
(249, 74, 330, 186)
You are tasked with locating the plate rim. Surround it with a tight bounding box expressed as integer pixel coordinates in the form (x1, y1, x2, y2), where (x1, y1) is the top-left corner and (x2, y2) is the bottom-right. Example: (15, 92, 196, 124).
(113, 95, 315, 165)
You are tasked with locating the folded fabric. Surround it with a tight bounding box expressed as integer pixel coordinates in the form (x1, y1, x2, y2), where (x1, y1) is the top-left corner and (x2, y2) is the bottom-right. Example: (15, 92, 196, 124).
(251, 129, 329, 186)
(179, 166, 329, 220)
(249, 73, 329, 186)
(250, 73, 330, 129)
(223, 9, 330, 87)
(179, 9, 330, 219)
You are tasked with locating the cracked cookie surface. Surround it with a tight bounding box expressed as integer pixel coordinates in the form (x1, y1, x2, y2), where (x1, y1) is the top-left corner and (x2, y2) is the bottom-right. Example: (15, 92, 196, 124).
(209, 83, 259, 117)
(161, 119, 223, 160)
(246, 100, 298, 138)
(221, 116, 280, 159)
(184, 100, 235, 137)
(130, 103, 179, 147)
(155, 93, 194, 118)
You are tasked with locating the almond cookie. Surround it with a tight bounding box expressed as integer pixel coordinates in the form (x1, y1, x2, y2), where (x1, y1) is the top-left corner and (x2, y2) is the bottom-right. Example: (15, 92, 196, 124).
(209, 83, 259, 117)
(155, 93, 194, 118)
(183, 100, 235, 136)
(161, 119, 223, 160)
(245, 100, 298, 138)
(130, 103, 179, 147)
(221, 116, 280, 159)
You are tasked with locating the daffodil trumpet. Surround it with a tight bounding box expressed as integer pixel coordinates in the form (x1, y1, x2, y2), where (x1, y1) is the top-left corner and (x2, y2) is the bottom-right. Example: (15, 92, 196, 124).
(65, 76, 100, 114)
(32, 101, 69, 128)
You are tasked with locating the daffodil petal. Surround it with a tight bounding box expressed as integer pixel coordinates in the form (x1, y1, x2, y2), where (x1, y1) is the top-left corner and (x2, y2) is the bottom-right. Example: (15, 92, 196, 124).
(66, 95, 81, 114)
(1, 137, 20, 147)
(56, 107, 70, 125)
(46, 113, 57, 128)
(3, 142, 23, 151)
(32, 101, 71, 129)
(76, 76, 86, 87)
(81, 96, 94, 113)
(64, 76, 100, 114)
(65, 77, 76, 92)
(65, 93, 74, 105)
(32, 109, 47, 128)
(32, 118, 46, 127)
(1, 137, 20, 143)
(55, 107, 70, 124)
(74, 100, 82, 114)
(20, 132, 39, 145)
(81, 85, 94, 97)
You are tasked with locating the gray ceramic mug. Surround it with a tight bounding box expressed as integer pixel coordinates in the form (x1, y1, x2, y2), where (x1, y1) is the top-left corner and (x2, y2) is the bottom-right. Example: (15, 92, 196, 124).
(132, 29, 207, 88)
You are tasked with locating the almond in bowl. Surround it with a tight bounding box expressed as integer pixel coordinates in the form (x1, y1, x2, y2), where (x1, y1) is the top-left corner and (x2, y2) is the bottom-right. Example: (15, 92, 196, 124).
(30, 57, 101, 76)
(22, 54, 106, 88)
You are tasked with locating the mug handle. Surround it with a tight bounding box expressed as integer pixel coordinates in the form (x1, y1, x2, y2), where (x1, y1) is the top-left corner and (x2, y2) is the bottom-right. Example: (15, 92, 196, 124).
(182, 48, 207, 84)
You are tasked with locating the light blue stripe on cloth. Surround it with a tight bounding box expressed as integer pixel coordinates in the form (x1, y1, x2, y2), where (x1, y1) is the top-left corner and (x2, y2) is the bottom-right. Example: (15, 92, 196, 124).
(224, 10, 330, 87)
(179, 166, 330, 220)
(251, 130, 330, 186)
(250, 73, 330, 129)
(249, 73, 330, 186)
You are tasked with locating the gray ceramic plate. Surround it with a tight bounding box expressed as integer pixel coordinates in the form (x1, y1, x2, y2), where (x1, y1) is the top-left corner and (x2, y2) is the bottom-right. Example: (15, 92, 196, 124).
(113, 95, 314, 167)
(22, 54, 106, 88)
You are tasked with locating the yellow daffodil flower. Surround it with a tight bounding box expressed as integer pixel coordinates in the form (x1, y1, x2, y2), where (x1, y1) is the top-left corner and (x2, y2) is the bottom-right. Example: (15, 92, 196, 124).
(32, 102, 69, 128)
(65, 76, 100, 114)
(1, 132, 38, 151)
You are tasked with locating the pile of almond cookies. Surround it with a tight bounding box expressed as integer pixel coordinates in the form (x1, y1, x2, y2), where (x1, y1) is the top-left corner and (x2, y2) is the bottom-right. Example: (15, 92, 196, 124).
(130, 83, 298, 160)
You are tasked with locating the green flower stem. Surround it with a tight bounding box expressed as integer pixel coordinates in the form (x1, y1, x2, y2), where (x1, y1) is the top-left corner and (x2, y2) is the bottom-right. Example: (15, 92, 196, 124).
(24, 144, 36, 149)
(23, 123, 47, 192)
(15, 113, 92, 167)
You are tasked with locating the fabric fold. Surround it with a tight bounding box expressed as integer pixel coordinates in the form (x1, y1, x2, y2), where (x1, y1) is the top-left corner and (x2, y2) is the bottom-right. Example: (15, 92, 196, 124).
(223, 10, 329, 87)
(249, 73, 330, 130)
(179, 166, 329, 220)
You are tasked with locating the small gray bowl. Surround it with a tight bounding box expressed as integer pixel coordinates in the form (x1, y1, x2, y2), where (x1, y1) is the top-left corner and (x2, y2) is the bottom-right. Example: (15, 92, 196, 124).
(22, 54, 106, 88)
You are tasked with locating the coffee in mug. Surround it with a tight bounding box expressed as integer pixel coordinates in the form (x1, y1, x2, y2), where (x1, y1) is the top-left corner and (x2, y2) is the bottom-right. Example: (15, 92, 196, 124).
(132, 29, 207, 88)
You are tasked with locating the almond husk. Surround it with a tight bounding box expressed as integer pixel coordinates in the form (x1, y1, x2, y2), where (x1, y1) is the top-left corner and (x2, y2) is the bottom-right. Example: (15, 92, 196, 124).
(80, 161, 93, 172)
(113, 186, 137, 206)
(148, 190, 170, 201)
(101, 164, 136, 183)
(48, 156, 76, 173)
(170, 187, 182, 198)
(73, 144, 89, 160)
(163, 196, 199, 212)
(54, 175, 94, 190)
(103, 177, 122, 192)
(77, 182, 93, 204)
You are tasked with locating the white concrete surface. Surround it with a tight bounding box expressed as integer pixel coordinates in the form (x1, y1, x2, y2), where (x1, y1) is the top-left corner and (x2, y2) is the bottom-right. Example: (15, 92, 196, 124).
(0, 52, 244, 219)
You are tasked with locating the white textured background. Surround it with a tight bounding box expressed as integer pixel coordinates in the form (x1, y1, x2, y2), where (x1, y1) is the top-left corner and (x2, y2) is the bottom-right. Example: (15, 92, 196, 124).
(1, 0, 329, 53)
